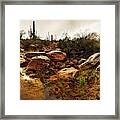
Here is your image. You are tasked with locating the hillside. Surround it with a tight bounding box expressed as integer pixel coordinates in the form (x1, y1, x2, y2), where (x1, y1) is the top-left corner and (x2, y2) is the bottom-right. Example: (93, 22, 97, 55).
(20, 33, 100, 100)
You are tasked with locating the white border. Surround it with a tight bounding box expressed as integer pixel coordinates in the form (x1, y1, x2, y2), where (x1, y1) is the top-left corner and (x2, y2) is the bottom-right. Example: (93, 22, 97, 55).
(5, 5, 115, 115)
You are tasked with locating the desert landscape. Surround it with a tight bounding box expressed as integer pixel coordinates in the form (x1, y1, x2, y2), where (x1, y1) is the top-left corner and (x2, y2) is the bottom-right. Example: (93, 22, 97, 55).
(20, 20, 100, 100)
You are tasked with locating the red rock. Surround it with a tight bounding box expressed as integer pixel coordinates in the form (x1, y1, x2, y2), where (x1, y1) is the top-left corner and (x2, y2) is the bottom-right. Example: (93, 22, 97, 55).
(46, 50, 66, 61)
(27, 55, 50, 71)
(48, 75, 58, 81)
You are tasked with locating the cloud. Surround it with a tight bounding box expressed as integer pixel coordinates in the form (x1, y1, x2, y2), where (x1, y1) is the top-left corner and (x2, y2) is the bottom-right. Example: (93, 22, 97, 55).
(20, 20, 100, 39)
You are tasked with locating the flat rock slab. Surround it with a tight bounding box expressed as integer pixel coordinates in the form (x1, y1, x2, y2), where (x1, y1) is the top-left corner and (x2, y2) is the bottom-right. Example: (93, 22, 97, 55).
(48, 67, 79, 81)
(57, 67, 79, 79)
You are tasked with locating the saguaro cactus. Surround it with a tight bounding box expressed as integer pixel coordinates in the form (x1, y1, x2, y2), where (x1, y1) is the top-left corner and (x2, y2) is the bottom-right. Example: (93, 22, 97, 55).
(33, 21, 35, 39)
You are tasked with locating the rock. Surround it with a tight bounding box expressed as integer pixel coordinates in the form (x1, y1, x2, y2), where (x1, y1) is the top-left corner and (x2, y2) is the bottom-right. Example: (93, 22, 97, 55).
(32, 55, 50, 61)
(78, 58, 86, 65)
(20, 56, 25, 64)
(50, 61, 64, 70)
(57, 67, 79, 79)
(25, 52, 46, 58)
(27, 55, 50, 70)
(96, 65, 100, 71)
(72, 59, 78, 64)
(29, 74, 36, 78)
(26, 55, 50, 77)
(79, 53, 100, 70)
(20, 77, 44, 100)
(48, 67, 79, 81)
(46, 50, 66, 61)
(59, 63, 66, 69)
(20, 68, 27, 77)
(20, 54, 29, 67)
(48, 75, 58, 81)
(65, 64, 72, 68)
(86, 53, 100, 63)
(20, 48, 24, 53)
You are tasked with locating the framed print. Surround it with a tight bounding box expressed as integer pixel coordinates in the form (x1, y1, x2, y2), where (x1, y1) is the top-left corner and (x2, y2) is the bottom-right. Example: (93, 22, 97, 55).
(0, 0, 120, 119)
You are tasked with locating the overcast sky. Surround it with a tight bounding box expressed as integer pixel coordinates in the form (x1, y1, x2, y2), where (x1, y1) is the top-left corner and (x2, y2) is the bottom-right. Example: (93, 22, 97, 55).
(20, 20, 100, 39)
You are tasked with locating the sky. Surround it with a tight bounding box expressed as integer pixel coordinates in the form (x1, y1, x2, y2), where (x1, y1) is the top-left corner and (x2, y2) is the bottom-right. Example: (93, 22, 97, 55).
(20, 20, 100, 40)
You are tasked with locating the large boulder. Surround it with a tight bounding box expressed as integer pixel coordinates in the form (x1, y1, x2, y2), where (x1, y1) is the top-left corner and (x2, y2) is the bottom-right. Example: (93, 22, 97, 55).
(26, 55, 50, 77)
(79, 53, 100, 70)
(46, 50, 67, 61)
(57, 67, 79, 79)
(48, 67, 79, 81)
(27, 55, 50, 70)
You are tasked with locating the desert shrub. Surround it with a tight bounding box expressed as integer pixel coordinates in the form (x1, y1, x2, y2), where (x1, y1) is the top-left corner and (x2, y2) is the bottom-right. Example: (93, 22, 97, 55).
(20, 39, 50, 52)
(58, 37, 100, 59)
(75, 68, 100, 100)
(79, 79, 86, 86)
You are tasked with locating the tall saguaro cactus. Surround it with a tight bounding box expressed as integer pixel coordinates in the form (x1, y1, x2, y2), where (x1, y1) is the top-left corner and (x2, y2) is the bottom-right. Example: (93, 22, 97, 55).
(33, 21, 35, 40)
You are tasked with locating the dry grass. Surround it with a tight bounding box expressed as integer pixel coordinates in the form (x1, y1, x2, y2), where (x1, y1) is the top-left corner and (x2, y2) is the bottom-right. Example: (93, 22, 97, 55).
(20, 78, 45, 100)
